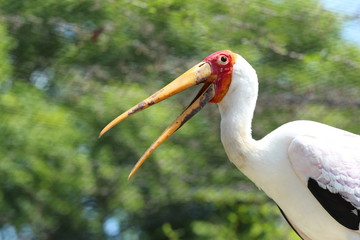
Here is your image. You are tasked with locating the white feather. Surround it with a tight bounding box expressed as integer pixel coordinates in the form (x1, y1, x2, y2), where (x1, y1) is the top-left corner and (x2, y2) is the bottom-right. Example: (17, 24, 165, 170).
(217, 53, 360, 240)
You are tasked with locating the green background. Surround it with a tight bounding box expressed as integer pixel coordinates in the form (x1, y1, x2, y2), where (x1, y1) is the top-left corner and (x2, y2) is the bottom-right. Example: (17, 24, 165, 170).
(0, 0, 359, 239)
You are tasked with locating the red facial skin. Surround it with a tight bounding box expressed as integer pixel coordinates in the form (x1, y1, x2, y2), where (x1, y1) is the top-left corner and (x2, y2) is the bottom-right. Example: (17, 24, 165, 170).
(203, 50, 236, 103)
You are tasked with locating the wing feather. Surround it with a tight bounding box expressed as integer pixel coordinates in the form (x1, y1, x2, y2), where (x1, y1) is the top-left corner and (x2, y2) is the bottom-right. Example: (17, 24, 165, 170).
(289, 133, 360, 209)
(288, 132, 360, 229)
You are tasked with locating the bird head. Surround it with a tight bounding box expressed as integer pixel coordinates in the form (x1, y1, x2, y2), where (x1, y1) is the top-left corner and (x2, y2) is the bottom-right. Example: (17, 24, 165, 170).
(99, 50, 237, 179)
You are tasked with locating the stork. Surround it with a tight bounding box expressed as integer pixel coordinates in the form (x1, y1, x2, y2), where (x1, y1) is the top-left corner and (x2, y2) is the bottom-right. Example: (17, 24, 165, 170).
(99, 50, 360, 240)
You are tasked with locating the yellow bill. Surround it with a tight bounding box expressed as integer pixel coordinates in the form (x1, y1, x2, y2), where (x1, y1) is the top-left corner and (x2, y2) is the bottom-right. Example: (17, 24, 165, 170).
(99, 61, 215, 179)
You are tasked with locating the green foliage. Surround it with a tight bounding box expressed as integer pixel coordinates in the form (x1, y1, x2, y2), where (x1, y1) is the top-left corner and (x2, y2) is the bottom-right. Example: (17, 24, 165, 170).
(0, 0, 359, 239)
(0, 21, 13, 85)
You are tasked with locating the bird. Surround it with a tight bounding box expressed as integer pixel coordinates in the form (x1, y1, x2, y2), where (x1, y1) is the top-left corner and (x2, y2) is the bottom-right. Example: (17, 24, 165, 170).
(99, 50, 360, 240)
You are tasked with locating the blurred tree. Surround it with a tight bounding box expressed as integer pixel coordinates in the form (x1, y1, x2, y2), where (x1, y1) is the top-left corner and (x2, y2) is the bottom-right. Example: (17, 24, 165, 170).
(0, 0, 359, 239)
(0, 21, 12, 85)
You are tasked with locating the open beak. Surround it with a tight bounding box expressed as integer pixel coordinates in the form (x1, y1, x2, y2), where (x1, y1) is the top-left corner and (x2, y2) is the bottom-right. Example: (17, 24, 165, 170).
(99, 62, 215, 179)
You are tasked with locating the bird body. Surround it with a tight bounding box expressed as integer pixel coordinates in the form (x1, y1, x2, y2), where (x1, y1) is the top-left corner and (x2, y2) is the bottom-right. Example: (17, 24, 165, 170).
(224, 119, 360, 240)
(218, 54, 360, 240)
(100, 50, 360, 240)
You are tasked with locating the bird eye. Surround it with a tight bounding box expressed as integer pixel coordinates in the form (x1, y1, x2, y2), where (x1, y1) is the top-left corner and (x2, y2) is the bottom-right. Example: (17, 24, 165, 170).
(218, 55, 229, 65)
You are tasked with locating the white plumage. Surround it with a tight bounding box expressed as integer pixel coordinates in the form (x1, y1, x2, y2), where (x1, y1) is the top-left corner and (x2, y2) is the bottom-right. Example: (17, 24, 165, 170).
(100, 50, 360, 240)
(220, 53, 360, 240)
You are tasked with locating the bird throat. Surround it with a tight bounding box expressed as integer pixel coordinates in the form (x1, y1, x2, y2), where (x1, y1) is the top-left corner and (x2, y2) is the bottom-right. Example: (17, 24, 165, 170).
(209, 72, 232, 103)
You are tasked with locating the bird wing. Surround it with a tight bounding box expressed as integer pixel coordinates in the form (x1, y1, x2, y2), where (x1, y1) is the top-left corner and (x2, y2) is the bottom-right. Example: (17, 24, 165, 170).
(288, 132, 360, 230)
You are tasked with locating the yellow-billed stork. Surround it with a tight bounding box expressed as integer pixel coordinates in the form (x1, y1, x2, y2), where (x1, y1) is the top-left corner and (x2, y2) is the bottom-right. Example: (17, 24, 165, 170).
(100, 50, 360, 240)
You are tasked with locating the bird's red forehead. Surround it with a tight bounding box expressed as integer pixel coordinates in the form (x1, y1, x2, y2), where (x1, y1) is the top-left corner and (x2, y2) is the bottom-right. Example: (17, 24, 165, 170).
(202, 50, 237, 103)
(203, 50, 236, 74)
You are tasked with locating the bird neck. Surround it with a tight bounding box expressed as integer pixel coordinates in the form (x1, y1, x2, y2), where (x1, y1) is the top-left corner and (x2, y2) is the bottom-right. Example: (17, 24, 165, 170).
(219, 96, 255, 141)
(217, 56, 259, 168)
(218, 89, 257, 166)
